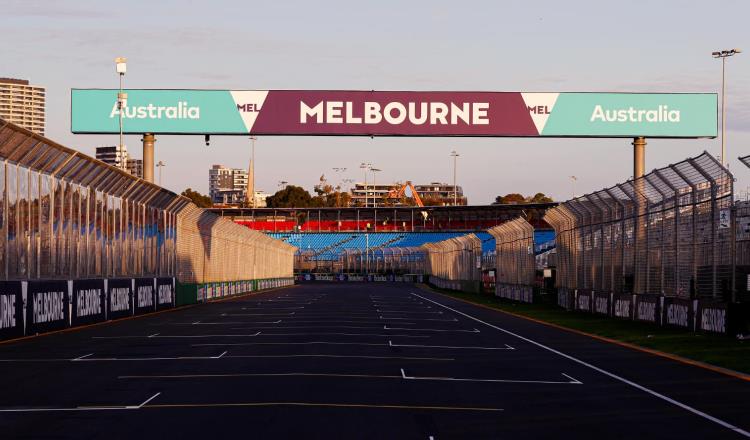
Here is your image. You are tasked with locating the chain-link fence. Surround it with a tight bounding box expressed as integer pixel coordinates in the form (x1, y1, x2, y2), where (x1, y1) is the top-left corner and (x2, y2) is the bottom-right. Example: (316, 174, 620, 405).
(488, 217, 535, 302)
(544, 151, 733, 301)
(422, 234, 481, 291)
(0, 118, 295, 284)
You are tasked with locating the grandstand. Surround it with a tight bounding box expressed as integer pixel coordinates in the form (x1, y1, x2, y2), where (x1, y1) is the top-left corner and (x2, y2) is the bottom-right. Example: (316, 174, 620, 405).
(218, 204, 558, 274)
(268, 230, 553, 263)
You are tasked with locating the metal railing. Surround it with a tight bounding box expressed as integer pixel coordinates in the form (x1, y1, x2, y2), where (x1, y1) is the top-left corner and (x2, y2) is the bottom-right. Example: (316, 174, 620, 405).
(544, 151, 733, 300)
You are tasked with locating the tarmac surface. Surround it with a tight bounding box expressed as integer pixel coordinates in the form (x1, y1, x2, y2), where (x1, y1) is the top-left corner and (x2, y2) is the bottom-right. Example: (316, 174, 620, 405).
(0, 282, 748, 439)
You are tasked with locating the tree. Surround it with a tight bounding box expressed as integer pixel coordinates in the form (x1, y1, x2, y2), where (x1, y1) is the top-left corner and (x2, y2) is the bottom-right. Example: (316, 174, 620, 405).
(529, 192, 553, 203)
(494, 192, 553, 204)
(181, 188, 212, 208)
(495, 193, 526, 204)
(266, 185, 315, 208)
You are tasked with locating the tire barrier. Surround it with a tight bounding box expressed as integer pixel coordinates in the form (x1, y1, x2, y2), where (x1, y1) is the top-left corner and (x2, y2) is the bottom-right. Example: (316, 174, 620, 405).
(557, 289, 738, 334)
(0, 277, 175, 341)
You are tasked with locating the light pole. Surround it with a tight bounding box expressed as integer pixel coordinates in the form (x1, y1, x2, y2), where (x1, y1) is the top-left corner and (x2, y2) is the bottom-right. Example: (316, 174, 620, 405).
(156, 161, 165, 186)
(712, 48, 742, 167)
(115, 57, 127, 156)
(248, 135, 257, 207)
(570, 175, 577, 198)
(360, 162, 371, 207)
(371, 167, 381, 208)
(450, 150, 460, 205)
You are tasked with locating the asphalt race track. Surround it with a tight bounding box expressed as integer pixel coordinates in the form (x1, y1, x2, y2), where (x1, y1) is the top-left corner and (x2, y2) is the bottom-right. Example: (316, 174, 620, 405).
(0, 283, 748, 439)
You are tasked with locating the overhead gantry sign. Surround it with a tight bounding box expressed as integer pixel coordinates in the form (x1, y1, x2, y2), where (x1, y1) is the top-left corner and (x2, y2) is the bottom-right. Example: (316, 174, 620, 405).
(71, 90, 717, 138)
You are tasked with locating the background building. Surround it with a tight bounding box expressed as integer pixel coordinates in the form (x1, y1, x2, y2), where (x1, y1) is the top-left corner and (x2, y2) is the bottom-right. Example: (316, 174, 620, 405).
(0, 78, 45, 135)
(209, 164, 249, 206)
(95, 145, 129, 169)
(95, 145, 143, 178)
(414, 182, 467, 206)
(127, 158, 143, 179)
(349, 181, 467, 207)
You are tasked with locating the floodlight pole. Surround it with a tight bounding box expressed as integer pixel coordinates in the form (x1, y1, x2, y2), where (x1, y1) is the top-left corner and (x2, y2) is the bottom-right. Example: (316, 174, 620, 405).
(713, 49, 741, 167)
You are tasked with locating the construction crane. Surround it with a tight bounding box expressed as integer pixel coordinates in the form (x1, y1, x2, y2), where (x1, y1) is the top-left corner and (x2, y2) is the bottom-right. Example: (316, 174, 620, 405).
(387, 181, 425, 207)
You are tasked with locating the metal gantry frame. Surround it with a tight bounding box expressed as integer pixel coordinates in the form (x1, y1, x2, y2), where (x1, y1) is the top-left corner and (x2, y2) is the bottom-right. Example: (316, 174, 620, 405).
(544, 151, 734, 300)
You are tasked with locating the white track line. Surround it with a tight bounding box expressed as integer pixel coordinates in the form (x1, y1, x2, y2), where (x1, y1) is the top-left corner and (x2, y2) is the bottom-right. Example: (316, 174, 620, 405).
(0, 392, 163, 413)
(255, 332, 430, 338)
(399, 368, 582, 385)
(383, 325, 480, 333)
(193, 341, 391, 347)
(410, 292, 750, 438)
(93, 332, 261, 339)
(187, 320, 281, 325)
(376, 310, 443, 314)
(131, 392, 162, 409)
(389, 340, 514, 350)
(71, 353, 94, 361)
(380, 316, 457, 322)
(119, 372, 403, 380)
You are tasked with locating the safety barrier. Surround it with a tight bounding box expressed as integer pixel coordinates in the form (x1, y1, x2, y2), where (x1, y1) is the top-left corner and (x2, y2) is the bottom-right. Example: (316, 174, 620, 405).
(555, 289, 737, 334)
(488, 218, 536, 303)
(422, 234, 482, 293)
(296, 273, 424, 283)
(0, 277, 175, 339)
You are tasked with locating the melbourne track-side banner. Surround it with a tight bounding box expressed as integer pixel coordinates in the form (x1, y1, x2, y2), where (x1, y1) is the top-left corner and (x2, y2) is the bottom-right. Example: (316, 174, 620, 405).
(0, 281, 24, 339)
(71, 279, 106, 326)
(26, 280, 69, 335)
(71, 90, 717, 138)
(107, 278, 133, 320)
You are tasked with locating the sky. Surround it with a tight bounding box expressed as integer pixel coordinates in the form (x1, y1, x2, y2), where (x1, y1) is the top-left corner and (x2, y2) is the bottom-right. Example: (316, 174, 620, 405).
(2, 0, 750, 203)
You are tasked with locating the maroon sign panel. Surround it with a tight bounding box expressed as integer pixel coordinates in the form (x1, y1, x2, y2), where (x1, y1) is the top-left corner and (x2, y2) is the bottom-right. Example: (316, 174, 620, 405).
(253, 91, 537, 136)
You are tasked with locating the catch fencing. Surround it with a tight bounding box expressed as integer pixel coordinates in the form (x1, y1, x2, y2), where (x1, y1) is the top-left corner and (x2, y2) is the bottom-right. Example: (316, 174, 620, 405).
(0, 118, 295, 341)
(176, 204, 296, 283)
(544, 151, 733, 301)
(422, 234, 482, 292)
(488, 217, 536, 302)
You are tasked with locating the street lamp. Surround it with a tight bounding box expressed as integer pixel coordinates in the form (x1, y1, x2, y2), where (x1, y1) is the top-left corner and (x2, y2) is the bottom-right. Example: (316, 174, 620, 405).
(115, 57, 127, 156)
(248, 135, 257, 207)
(156, 161, 165, 186)
(371, 167, 381, 208)
(278, 180, 288, 188)
(359, 162, 371, 207)
(450, 150, 460, 205)
(712, 48, 742, 167)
